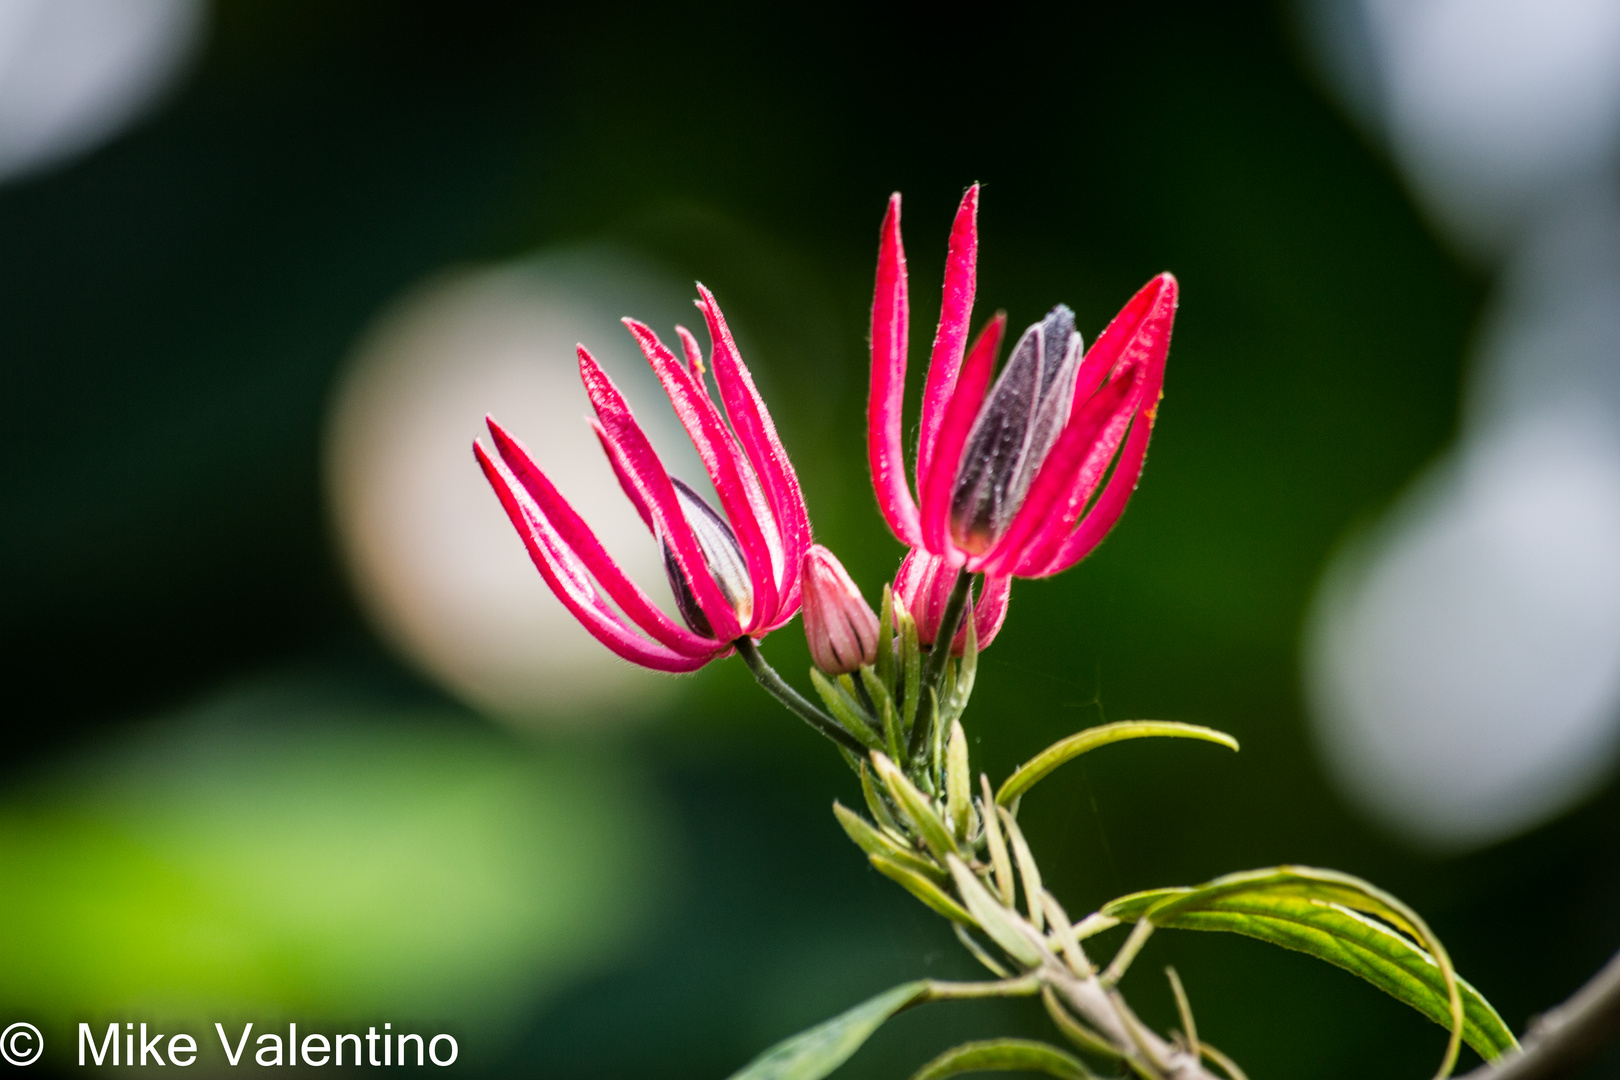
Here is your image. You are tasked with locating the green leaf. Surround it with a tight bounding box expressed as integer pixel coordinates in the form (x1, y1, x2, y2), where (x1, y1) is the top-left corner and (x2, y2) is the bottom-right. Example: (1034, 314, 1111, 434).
(876, 583, 896, 689)
(899, 607, 922, 739)
(996, 721, 1239, 807)
(944, 720, 973, 840)
(727, 980, 930, 1080)
(947, 855, 1044, 967)
(871, 853, 973, 925)
(1099, 867, 1517, 1069)
(859, 665, 905, 762)
(832, 801, 945, 881)
(872, 752, 958, 862)
(860, 762, 903, 835)
(808, 669, 882, 749)
(944, 605, 979, 725)
(907, 1038, 1098, 1080)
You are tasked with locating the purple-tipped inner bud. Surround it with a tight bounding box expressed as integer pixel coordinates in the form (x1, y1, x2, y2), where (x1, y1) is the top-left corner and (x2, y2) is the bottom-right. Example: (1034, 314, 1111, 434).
(661, 477, 755, 636)
(949, 305, 1082, 554)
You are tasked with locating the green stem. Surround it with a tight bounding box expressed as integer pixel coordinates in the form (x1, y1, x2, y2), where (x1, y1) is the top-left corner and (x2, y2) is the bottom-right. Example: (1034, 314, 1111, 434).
(734, 637, 866, 754)
(909, 567, 975, 767)
(917, 973, 1043, 1004)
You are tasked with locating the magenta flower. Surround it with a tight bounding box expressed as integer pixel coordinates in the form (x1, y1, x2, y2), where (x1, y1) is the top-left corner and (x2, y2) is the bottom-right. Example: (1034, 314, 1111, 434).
(475, 286, 810, 672)
(869, 185, 1178, 580)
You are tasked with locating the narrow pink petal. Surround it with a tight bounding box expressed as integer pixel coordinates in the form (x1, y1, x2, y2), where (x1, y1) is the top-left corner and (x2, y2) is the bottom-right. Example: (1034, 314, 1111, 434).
(917, 184, 980, 489)
(486, 417, 717, 658)
(1011, 273, 1177, 577)
(951, 572, 1011, 653)
(475, 442, 715, 672)
(678, 323, 786, 599)
(695, 284, 813, 618)
(623, 319, 779, 629)
(1066, 273, 1177, 422)
(972, 365, 1140, 576)
(675, 324, 706, 378)
(1019, 414, 1154, 577)
(919, 313, 1004, 559)
(866, 193, 923, 548)
(577, 344, 743, 641)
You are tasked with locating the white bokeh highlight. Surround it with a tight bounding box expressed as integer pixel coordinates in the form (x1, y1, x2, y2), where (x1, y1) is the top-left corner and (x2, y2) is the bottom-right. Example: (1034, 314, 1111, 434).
(326, 250, 708, 727)
(1303, 0, 1620, 848)
(0, 0, 205, 184)
(1307, 412, 1620, 848)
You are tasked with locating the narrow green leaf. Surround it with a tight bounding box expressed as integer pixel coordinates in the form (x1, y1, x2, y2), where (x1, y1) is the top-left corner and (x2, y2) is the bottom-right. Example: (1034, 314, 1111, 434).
(946, 608, 979, 724)
(833, 801, 946, 881)
(860, 761, 903, 835)
(996, 721, 1239, 807)
(947, 854, 1044, 968)
(876, 583, 896, 689)
(1098, 886, 1194, 924)
(873, 752, 958, 862)
(872, 853, 973, 924)
(997, 805, 1045, 932)
(1098, 867, 1517, 1066)
(809, 669, 882, 749)
(860, 664, 905, 762)
(907, 1038, 1098, 1080)
(980, 775, 1015, 907)
(945, 720, 973, 840)
(727, 980, 930, 1080)
(900, 607, 922, 738)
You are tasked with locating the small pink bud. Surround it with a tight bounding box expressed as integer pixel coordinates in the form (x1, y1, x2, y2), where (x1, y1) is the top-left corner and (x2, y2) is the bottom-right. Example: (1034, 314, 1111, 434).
(801, 545, 880, 675)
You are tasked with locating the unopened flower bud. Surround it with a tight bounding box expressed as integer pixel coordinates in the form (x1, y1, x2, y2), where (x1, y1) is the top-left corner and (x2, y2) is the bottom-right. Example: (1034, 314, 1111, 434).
(801, 545, 880, 675)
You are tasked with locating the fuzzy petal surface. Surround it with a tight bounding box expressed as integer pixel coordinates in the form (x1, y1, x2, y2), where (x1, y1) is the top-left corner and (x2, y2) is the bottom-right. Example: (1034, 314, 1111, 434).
(867, 193, 923, 547)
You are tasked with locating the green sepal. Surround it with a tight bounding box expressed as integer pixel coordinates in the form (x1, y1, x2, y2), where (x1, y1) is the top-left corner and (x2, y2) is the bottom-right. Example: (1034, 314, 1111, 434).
(872, 853, 973, 924)
(996, 721, 1239, 807)
(833, 801, 946, 881)
(808, 669, 882, 749)
(1099, 866, 1518, 1071)
(907, 1038, 1099, 1080)
(945, 720, 973, 841)
(947, 854, 1044, 968)
(876, 583, 896, 689)
(725, 979, 930, 1080)
(859, 664, 905, 763)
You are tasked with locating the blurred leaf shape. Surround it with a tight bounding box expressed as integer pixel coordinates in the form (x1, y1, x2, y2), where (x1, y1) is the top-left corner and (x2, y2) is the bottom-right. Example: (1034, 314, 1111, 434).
(0, 679, 670, 1040)
(907, 1037, 1097, 1080)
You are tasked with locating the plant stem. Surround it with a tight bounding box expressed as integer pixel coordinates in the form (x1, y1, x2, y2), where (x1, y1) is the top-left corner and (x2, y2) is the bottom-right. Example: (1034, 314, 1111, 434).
(1463, 948, 1620, 1080)
(734, 637, 866, 754)
(919, 567, 975, 695)
(918, 973, 1043, 1003)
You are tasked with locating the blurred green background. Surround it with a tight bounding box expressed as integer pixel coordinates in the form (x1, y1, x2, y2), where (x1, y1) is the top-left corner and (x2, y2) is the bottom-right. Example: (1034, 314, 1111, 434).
(3, 2, 1617, 1077)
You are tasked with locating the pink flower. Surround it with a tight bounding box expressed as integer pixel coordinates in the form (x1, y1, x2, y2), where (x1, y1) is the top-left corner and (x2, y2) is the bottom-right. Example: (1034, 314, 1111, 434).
(894, 547, 1009, 656)
(868, 185, 1178, 580)
(475, 286, 810, 672)
(800, 545, 881, 675)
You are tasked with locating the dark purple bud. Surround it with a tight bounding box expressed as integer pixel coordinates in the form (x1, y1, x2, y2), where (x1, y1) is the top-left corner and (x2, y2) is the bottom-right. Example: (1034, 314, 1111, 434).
(949, 305, 1082, 554)
(661, 477, 755, 636)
